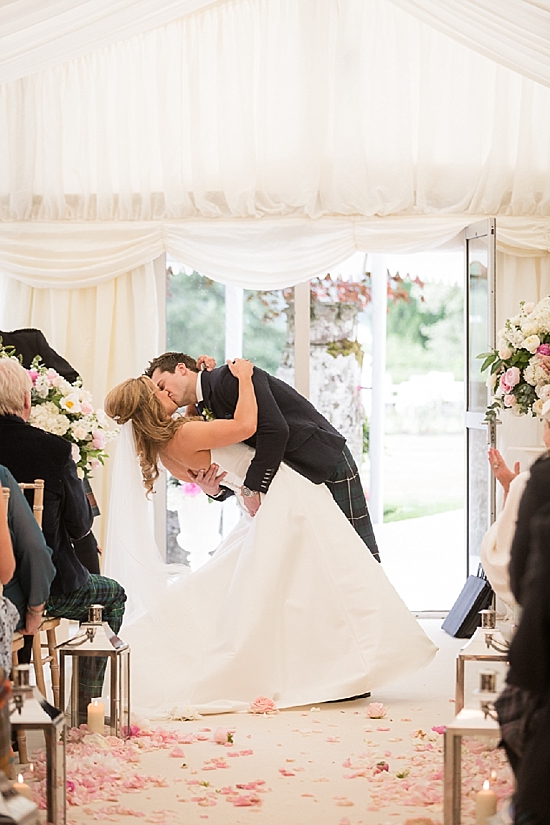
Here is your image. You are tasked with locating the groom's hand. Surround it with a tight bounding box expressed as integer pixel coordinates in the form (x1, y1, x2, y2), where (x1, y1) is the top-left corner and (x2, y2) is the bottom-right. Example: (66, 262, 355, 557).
(187, 464, 227, 497)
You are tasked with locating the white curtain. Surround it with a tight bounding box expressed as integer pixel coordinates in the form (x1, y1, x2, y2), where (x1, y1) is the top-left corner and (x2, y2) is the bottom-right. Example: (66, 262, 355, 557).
(0, 261, 161, 530)
(2, 0, 550, 224)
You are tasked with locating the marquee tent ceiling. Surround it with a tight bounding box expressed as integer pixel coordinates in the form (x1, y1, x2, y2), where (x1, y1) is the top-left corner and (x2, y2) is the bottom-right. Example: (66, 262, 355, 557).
(0, 0, 549, 287)
(1, 0, 549, 87)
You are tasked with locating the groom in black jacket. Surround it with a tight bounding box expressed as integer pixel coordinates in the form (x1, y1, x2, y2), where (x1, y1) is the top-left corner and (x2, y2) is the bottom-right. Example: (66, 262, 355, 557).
(146, 352, 380, 561)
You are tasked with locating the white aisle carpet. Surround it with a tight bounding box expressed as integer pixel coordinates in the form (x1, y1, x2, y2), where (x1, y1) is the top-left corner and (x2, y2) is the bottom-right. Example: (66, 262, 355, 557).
(21, 620, 514, 825)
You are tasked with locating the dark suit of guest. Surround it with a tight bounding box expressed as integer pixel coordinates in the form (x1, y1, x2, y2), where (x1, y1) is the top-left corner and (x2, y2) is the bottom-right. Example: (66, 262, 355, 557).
(0, 327, 100, 573)
(509, 452, 550, 604)
(0, 328, 79, 383)
(200, 365, 379, 559)
(497, 504, 550, 825)
(0, 414, 126, 718)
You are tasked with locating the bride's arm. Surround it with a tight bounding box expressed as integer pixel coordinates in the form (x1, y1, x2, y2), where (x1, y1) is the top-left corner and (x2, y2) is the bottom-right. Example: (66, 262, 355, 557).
(173, 359, 258, 454)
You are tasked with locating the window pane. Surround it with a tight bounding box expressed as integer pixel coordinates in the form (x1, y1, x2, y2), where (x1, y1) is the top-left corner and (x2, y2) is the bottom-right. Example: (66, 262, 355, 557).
(166, 267, 225, 364)
(243, 288, 291, 378)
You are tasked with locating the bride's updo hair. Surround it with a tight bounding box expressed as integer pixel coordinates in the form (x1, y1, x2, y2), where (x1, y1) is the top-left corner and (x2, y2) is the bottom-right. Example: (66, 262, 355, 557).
(105, 376, 183, 496)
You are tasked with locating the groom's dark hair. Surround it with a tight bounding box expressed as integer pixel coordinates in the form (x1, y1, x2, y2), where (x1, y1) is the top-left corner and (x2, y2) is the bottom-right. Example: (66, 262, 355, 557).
(145, 352, 198, 377)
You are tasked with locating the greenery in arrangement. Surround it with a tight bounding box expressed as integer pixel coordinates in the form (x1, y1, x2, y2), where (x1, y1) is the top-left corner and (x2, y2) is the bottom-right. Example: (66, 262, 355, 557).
(0, 342, 117, 477)
(478, 296, 550, 421)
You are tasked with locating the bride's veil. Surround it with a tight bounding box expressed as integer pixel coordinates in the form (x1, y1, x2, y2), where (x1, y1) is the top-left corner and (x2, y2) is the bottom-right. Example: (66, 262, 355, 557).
(103, 422, 189, 625)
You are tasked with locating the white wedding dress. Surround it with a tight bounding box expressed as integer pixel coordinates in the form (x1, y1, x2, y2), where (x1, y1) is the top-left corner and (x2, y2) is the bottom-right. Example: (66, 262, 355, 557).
(111, 432, 437, 718)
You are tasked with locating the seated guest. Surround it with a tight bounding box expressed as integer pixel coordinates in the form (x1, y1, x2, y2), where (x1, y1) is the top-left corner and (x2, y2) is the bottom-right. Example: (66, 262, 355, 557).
(480, 448, 525, 622)
(497, 503, 550, 825)
(0, 358, 126, 720)
(510, 421, 550, 604)
(0, 466, 53, 769)
(0, 327, 101, 575)
(0, 466, 53, 655)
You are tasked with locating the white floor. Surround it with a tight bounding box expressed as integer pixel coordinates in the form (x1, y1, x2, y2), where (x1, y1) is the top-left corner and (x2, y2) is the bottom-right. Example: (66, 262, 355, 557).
(376, 509, 465, 612)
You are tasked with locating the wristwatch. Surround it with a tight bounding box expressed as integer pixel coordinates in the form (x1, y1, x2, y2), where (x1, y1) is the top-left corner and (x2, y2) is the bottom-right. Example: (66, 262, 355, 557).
(241, 486, 259, 497)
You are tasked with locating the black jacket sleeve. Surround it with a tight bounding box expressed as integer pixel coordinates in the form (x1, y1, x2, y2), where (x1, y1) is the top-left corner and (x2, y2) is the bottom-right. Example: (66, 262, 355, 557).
(242, 369, 289, 493)
(61, 455, 94, 542)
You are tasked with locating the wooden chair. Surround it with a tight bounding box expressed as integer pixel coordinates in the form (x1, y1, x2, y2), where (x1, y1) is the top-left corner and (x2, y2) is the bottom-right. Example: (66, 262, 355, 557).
(19, 481, 61, 709)
(2, 487, 29, 764)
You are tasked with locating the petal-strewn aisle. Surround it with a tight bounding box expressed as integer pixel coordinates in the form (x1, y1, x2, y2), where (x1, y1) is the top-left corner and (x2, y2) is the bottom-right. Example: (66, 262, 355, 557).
(23, 620, 513, 825)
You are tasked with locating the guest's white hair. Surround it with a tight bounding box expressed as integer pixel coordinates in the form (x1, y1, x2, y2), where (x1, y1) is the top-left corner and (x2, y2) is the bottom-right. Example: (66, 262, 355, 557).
(0, 358, 32, 415)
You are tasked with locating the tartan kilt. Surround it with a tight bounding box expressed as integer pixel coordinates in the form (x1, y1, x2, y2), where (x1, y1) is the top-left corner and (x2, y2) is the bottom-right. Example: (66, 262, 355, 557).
(325, 445, 380, 561)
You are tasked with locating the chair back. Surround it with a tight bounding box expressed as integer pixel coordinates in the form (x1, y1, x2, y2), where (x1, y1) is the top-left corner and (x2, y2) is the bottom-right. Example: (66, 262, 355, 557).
(18, 479, 44, 529)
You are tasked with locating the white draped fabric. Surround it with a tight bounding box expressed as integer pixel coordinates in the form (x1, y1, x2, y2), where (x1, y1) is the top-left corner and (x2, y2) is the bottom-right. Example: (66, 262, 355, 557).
(1, 0, 549, 88)
(2, 0, 550, 223)
(0, 0, 219, 85)
(0, 262, 160, 527)
(0, 217, 549, 291)
(387, 0, 550, 87)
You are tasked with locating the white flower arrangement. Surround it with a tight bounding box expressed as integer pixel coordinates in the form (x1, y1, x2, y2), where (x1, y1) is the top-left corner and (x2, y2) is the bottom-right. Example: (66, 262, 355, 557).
(479, 296, 550, 420)
(0, 345, 118, 477)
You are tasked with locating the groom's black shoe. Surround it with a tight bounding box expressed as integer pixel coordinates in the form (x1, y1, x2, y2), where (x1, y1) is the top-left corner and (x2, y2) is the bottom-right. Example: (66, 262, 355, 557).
(325, 692, 371, 703)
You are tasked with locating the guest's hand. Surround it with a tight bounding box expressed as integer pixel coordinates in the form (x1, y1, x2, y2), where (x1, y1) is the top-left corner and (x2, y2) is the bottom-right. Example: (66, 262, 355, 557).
(488, 448, 520, 493)
(187, 464, 227, 497)
(197, 355, 216, 372)
(23, 605, 45, 636)
(241, 490, 261, 517)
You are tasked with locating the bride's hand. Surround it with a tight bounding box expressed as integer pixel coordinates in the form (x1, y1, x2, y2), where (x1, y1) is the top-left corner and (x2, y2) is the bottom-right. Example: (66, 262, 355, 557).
(227, 358, 254, 379)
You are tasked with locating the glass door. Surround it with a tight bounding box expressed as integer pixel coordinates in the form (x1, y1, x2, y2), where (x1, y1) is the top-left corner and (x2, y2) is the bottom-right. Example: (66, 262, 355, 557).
(465, 219, 496, 576)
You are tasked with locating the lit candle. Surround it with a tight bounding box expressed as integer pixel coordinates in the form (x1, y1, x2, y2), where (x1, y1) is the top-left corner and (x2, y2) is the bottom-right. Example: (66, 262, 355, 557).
(475, 779, 497, 824)
(87, 698, 105, 734)
(14, 773, 32, 800)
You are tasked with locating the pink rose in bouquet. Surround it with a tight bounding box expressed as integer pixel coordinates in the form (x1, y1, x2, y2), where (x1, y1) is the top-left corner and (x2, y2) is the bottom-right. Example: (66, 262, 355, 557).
(499, 366, 520, 394)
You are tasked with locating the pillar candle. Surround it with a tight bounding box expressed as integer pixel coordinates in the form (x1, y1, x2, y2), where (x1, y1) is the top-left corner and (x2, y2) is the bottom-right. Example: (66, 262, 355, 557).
(87, 698, 105, 734)
(475, 779, 497, 825)
(14, 773, 32, 800)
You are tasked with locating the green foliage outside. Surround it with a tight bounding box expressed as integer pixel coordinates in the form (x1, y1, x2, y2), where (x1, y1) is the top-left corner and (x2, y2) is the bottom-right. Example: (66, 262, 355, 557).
(382, 279, 463, 384)
(166, 269, 287, 374)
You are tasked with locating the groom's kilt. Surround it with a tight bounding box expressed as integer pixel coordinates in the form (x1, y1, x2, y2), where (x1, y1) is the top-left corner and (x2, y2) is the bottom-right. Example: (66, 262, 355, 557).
(326, 445, 380, 561)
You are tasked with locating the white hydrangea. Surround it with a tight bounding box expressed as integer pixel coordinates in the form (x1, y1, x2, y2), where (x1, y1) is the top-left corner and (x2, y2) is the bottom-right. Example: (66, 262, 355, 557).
(33, 374, 51, 399)
(29, 402, 71, 436)
(503, 327, 525, 348)
(520, 321, 539, 337)
(70, 417, 92, 437)
(524, 363, 549, 386)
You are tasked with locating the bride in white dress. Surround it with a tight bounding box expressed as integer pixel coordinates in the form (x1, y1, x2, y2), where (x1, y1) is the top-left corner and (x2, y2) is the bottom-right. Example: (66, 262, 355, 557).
(104, 360, 437, 717)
